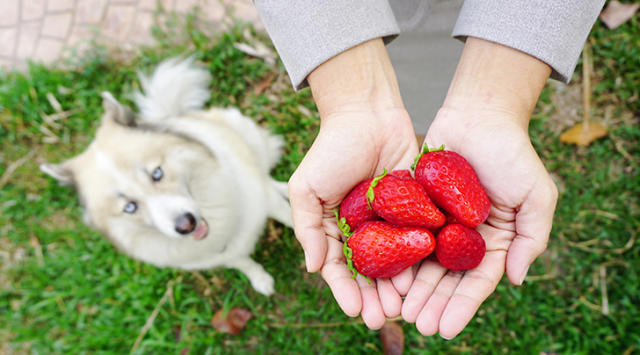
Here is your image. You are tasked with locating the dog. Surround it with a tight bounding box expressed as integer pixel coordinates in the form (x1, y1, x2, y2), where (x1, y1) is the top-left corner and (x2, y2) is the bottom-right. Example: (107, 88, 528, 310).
(40, 57, 293, 295)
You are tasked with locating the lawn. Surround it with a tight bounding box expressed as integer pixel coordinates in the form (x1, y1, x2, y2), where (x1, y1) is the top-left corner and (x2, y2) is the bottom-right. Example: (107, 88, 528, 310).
(0, 9, 638, 355)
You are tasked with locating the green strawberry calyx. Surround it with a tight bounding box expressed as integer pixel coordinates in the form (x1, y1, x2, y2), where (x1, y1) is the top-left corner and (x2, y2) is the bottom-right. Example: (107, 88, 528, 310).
(410, 143, 445, 171)
(366, 168, 388, 208)
(334, 209, 371, 283)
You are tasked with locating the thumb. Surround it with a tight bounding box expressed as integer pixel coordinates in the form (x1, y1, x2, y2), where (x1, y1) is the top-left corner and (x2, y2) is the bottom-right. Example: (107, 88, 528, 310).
(288, 173, 329, 273)
(506, 175, 558, 285)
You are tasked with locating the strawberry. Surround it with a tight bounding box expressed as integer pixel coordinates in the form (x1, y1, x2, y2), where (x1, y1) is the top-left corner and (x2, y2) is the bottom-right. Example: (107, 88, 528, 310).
(389, 169, 412, 179)
(435, 224, 486, 271)
(413, 145, 491, 228)
(339, 178, 379, 231)
(367, 169, 445, 229)
(347, 221, 435, 278)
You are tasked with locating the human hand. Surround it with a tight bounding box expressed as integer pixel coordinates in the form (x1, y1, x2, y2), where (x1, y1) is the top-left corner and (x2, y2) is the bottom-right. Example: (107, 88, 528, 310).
(401, 37, 558, 338)
(289, 107, 418, 328)
(401, 106, 558, 337)
(288, 38, 420, 328)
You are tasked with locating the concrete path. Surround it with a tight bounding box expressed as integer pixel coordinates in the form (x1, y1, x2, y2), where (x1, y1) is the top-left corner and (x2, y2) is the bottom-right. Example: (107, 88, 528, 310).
(388, 0, 464, 134)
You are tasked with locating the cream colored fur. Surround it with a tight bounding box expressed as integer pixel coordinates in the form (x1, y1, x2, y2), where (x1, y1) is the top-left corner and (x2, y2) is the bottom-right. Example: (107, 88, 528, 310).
(40, 58, 293, 295)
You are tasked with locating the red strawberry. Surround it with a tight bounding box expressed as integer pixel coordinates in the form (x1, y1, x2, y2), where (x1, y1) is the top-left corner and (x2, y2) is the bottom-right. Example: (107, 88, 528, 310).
(367, 169, 445, 229)
(347, 221, 435, 278)
(339, 178, 379, 231)
(435, 224, 486, 270)
(413, 145, 490, 228)
(390, 169, 413, 179)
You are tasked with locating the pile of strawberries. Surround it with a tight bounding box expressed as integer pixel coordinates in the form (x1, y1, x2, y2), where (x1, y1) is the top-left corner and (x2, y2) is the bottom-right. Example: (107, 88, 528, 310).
(336, 145, 491, 279)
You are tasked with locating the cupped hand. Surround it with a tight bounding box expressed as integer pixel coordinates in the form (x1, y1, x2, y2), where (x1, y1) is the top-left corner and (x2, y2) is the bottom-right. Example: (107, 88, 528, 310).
(401, 107, 558, 338)
(288, 106, 419, 329)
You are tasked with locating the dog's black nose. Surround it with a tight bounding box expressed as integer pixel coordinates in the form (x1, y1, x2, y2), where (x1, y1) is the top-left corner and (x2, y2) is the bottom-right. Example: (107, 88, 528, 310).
(175, 213, 197, 235)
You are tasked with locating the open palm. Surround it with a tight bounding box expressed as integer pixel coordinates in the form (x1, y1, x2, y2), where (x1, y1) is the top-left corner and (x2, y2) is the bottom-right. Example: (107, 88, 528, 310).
(401, 107, 558, 338)
(288, 107, 419, 329)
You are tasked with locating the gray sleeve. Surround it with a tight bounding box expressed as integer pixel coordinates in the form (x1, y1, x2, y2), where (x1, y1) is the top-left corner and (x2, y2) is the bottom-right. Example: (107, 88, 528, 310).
(452, 0, 605, 83)
(254, 0, 400, 90)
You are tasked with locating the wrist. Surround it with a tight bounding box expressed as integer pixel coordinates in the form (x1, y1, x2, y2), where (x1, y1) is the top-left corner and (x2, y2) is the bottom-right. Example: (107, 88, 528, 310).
(442, 37, 551, 127)
(307, 38, 405, 118)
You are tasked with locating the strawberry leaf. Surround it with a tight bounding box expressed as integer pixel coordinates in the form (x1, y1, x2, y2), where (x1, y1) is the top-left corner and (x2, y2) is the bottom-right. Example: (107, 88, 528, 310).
(366, 168, 388, 207)
(411, 143, 445, 170)
(334, 208, 352, 237)
(333, 209, 369, 282)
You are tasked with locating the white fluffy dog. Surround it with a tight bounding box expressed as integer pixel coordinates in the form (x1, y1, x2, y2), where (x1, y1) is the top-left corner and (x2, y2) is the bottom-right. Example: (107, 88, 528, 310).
(41, 58, 293, 295)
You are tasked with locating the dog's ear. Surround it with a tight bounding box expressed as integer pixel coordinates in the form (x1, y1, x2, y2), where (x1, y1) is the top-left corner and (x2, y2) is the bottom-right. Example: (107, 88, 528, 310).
(40, 161, 75, 186)
(101, 91, 135, 127)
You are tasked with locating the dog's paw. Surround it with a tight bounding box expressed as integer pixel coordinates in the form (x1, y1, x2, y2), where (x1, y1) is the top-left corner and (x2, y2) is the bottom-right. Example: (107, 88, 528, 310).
(250, 272, 275, 296)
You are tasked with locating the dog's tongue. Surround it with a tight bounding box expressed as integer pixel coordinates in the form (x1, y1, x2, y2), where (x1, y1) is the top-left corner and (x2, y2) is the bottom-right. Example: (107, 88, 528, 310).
(192, 219, 209, 240)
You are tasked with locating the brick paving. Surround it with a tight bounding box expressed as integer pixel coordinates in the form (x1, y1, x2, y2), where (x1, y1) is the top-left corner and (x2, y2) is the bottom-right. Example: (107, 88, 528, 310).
(0, 0, 264, 71)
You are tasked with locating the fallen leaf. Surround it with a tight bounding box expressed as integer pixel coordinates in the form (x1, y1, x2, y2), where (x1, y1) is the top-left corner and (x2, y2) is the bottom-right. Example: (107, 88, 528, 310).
(600, 1, 639, 29)
(380, 321, 404, 355)
(559, 121, 608, 146)
(253, 75, 273, 95)
(211, 307, 252, 335)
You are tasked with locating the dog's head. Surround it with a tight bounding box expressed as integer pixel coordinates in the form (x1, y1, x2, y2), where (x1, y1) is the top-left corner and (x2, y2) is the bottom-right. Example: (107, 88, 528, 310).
(41, 93, 212, 249)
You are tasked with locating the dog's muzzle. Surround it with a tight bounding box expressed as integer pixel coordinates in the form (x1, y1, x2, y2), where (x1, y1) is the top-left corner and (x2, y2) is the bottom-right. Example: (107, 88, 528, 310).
(175, 213, 209, 240)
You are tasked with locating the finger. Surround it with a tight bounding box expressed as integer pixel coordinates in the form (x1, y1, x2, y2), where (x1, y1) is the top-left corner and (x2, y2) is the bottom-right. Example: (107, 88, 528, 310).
(390, 266, 415, 296)
(506, 177, 558, 285)
(414, 270, 463, 336)
(356, 276, 386, 330)
(288, 174, 328, 272)
(376, 278, 402, 318)
(438, 249, 506, 339)
(320, 238, 362, 317)
(401, 258, 447, 323)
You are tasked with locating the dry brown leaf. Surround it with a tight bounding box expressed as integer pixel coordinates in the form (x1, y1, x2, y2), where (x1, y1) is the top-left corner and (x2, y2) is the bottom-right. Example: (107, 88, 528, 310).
(380, 321, 404, 355)
(600, 1, 639, 29)
(211, 307, 252, 335)
(253, 75, 274, 95)
(559, 121, 608, 146)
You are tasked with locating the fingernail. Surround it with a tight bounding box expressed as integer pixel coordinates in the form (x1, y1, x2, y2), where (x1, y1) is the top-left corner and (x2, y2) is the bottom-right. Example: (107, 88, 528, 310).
(440, 334, 454, 340)
(519, 265, 530, 285)
(304, 250, 311, 272)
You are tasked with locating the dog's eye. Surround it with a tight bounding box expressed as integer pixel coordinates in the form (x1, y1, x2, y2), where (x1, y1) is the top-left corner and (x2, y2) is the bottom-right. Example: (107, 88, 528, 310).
(124, 201, 137, 214)
(151, 167, 163, 182)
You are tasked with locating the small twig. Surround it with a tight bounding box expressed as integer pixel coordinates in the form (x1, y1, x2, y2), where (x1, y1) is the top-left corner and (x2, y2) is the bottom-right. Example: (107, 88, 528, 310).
(29, 235, 44, 266)
(578, 295, 601, 312)
(609, 130, 639, 165)
(524, 273, 557, 282)
(599, 259, 629, 269)
(600, 265, 609, 315)
(582, 44, 592, 132)
(46, 92, 63, 112)
(567, 235, 635, 255)
(268, 316, 403, 329)
(39, 125, 59, 143)
(41, 109, 80, 130)
(130, 278, 179, 354)
(0, 151, 36, 190)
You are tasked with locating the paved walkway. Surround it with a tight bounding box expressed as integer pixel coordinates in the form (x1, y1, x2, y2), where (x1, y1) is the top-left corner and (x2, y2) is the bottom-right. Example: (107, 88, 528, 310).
(0, 0, 263, 71)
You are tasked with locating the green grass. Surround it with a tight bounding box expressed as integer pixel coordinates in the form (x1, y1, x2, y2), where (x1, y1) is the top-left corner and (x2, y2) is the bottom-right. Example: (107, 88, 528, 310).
(1, 9, 639, 355)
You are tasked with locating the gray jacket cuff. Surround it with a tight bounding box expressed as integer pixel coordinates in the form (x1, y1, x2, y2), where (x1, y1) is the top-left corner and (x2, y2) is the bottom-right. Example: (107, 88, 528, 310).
(255, 0, 400, 90)
(452, 0, 605, 83)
